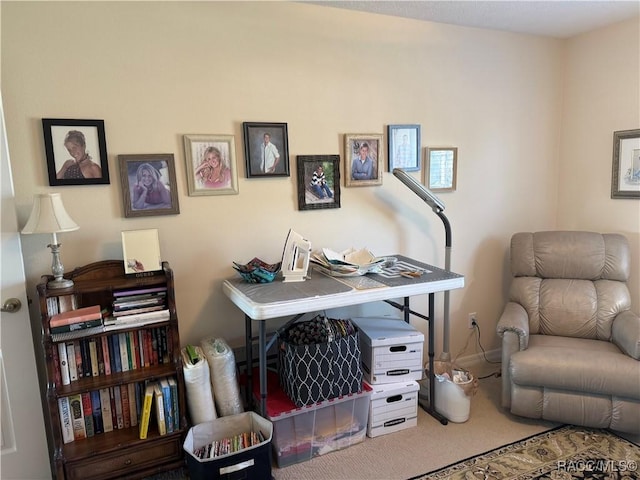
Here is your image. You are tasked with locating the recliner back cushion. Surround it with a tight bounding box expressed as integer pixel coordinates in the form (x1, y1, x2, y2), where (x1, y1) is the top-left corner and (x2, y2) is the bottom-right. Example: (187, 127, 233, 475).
(509, 231, 632, 340)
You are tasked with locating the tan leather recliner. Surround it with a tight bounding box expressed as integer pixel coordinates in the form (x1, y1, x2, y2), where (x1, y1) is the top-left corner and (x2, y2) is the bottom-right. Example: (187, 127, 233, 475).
(497, 231, 640, 434)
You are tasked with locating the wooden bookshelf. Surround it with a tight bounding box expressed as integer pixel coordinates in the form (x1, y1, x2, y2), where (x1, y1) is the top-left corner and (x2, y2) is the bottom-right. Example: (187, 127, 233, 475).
(36, 260, 187, 480)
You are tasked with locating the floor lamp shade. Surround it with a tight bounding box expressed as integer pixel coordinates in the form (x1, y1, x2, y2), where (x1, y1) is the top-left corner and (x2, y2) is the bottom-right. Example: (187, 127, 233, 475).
(22, 193, 79, 289)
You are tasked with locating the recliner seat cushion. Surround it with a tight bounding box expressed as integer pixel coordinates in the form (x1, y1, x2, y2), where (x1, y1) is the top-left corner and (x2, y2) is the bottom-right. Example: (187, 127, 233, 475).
(510, 335, 640, 399)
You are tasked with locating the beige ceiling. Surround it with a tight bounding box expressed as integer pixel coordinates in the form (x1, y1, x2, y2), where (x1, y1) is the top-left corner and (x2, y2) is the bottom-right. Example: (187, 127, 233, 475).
(306, 1, 640, 38)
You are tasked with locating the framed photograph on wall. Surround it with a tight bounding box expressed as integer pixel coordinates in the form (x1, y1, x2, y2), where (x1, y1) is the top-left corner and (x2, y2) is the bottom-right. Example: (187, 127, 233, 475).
(118, 154, 180, 218)
(611, 129, 640, 199)
(425, 146, 457, 192)
(344, 133, 383, 187)
(42, 118, 110, 186)
(388, 124, 421, 172)
(183, 134, 239, 196)
(242, 122, 290, 177)
(297, 155, 341, 211)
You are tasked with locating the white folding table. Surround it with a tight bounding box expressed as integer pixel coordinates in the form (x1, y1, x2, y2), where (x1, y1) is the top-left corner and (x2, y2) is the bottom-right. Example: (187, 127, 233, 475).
(222, 255, 464, 424)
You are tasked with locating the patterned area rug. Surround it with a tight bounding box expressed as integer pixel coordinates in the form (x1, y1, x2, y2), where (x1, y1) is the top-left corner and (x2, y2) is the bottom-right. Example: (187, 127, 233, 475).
(408, 425, 640, 480)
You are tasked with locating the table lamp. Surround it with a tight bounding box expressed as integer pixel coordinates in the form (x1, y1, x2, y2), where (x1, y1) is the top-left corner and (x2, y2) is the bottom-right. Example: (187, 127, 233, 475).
(393, 168, 453, 363)
(21, 193, 79, 289)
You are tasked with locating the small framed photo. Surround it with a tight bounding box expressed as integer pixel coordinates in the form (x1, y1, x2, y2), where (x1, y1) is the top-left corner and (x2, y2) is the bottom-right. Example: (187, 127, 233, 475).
(42, 118, 110, 186)
(611, 129, 640, 199)
(344, 133, 383, 187)
(242, 122, 290, 177)
(297, 155, 341, 211)
(118, 154, 180, 218)
(425, 146, 458, 192)
(388, 124, 421, 172)
(121, 228, 162, 277)
(183, 134, 239, 196)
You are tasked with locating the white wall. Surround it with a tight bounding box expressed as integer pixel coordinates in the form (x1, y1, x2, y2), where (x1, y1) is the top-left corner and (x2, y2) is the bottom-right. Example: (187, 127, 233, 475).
(558, 18, 640, 303)
(2, 2, 637, 363)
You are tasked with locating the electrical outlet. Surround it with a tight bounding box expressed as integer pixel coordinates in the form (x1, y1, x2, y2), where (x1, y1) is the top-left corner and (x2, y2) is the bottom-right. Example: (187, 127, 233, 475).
(468, 312, 477, 329)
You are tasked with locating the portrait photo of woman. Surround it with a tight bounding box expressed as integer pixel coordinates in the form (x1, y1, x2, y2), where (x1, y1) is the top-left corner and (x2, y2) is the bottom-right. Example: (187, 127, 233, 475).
(119, 154, 180, 217)
(183, 134, 239, 196)
(43, 118, 110, 186)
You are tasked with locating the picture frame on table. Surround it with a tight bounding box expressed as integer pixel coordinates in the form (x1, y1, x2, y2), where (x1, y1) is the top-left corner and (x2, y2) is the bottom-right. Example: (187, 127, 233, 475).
(118, 154, 180, 218)
(388, 124, 421, 172)
(121, 228, 163, 277)
(42, 118, 110, 186)
(296, 155, 341, 211)
(425, 146, 457, 192)
(611, 129, 640, 199)
(344, 133, 384, 187)
(242, 122, 290, 178)
(183, 134, 239, 196)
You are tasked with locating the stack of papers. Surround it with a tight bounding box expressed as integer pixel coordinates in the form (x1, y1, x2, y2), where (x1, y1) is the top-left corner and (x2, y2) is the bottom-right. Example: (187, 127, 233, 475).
(310, 248, 386, 277)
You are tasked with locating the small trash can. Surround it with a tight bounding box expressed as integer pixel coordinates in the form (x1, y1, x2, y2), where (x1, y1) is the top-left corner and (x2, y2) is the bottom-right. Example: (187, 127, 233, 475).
(418, 361, 478, 423)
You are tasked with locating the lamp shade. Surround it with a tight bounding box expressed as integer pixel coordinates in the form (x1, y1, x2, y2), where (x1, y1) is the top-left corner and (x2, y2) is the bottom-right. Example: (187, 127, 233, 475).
(21, 193, 79, 234)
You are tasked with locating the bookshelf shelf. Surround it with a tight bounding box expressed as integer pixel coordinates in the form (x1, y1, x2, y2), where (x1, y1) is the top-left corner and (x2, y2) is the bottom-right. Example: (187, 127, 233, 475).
(36, 260, 187, 480)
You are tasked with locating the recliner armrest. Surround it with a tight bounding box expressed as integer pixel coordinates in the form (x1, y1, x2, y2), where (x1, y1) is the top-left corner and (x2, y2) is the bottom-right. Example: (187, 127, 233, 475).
(497, 302, 530, 350)
(612, 310, 640, 360)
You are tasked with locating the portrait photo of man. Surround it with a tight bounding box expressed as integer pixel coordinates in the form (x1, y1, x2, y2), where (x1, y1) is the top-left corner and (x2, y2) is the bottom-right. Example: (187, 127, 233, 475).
(243, 122, 290, 177)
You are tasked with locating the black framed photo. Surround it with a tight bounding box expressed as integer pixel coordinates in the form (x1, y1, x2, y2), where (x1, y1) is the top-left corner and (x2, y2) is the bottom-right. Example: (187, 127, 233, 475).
(344, 133, 383, 187)
(611, 129, 640, 199)
(242, 122, 290, 177)
(42, 118, 109, 186)
(118, 154, 180, 218)
(388, 124, 421, 172)
(297, 155, 341, 211)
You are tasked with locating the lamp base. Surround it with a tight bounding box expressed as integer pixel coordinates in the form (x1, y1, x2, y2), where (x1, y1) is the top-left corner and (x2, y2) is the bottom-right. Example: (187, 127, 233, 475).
(47, 278, 74, 289)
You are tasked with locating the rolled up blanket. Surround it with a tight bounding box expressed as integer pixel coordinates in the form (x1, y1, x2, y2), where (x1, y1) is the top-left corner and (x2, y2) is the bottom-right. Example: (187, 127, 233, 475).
(181, 345, 217, 424)
(200, 336, 244, 416)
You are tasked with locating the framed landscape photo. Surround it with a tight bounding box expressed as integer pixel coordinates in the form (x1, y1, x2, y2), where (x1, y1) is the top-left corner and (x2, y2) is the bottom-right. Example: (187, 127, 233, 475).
(425, 146, 457, 192)
(242, 122, 290, 178)
(183, 134, 239, 196)
(344, 133, 383, 187)
(611, 129, 640, 199)
(42, 118, 110, 186)
(297, 155, 341, 211)
(388, 124, 421, 172)
(118, 154, 180, 218)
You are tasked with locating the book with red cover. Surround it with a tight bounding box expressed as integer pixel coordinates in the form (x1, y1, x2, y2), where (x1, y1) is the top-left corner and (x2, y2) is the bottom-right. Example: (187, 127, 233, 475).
(50, 305, 102, 327)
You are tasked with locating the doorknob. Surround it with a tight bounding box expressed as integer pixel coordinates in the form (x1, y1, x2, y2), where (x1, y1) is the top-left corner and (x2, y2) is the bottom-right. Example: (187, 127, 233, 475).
(1, 298, 22, 313)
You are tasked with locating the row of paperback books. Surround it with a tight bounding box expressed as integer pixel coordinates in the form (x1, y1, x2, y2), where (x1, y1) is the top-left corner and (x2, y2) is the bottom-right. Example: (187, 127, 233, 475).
(58, 376, 179, 444)
(192, 431, 266, 459)
(53, 326, 172, 386)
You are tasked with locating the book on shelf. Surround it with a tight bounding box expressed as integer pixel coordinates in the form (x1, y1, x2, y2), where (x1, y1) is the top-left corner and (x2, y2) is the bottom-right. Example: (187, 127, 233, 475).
(153, 382, 167, 436)
(47, 297, 59, 316)
(99, 388, 114, 433)
(58, 397, 74, 444)
(114, 385, 124, 430)
(79, 339, 89, 378)
(51, 343, 62, 386)
(90, 390, 104, 435)
(66, 342, 78, 382)
(159, 377, 173, 434)
(104, 309, 170, 328)
(109, 388, 118, 430)
(112, 305, 165, 317)
(113, 297, 166, 311)
(74, 340, 84, 379)
(57, 342, 70, 386)
(50, 317, 103, 334)
(68, 394, 86, 441)
(101, 336, 111, 375)
(50, 304, 102, 327)
(50, 325, 105, 343)
(89, 339, 99, 377)
(128, 383, 138, 427)
(111, 334, 122, 373)
(167, 376, 179, 431)
(118, 333, 130, 372)
(81, 392, 95, 438)
(113, 286, 167, 298)
(138, 382, 155, 440)
(121, 384, 131, 429)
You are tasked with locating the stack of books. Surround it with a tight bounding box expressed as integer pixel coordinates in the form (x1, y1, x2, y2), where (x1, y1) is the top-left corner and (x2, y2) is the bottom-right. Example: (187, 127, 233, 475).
(50, 305, 104, 343)
(105, 287, 170, 330)
(138, 376, 180, 439)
